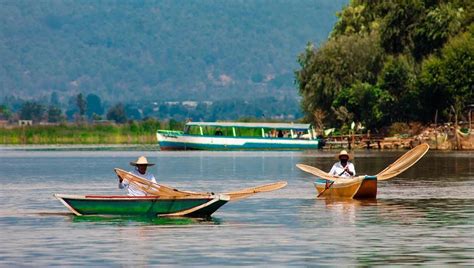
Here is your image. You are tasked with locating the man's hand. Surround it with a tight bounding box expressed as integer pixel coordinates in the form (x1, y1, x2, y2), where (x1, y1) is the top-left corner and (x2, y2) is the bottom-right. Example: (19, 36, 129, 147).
(344, 167, 353, 176)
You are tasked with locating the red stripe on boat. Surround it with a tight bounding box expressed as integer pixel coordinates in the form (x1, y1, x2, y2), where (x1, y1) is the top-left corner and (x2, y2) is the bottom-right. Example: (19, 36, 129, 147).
(84, 195, 160, 199)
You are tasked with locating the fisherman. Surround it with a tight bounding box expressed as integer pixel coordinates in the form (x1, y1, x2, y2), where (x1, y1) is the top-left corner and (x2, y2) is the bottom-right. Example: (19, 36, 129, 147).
(118, 156, 157, 196)
(329, 150, 356, 177)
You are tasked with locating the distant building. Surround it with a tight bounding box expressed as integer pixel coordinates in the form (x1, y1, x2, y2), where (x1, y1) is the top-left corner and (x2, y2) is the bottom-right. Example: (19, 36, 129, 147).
(0, 120, 8, 127)
(38, 122, 60, 126)
(182, 101, 198, 108)
(18, 120, 33, 126)
(92, 120, 115, 125)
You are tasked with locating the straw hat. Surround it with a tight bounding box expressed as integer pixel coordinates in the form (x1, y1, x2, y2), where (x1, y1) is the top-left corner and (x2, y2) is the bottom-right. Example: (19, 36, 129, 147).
(130, 156, 155, 166)
(336, 150, 353, 160)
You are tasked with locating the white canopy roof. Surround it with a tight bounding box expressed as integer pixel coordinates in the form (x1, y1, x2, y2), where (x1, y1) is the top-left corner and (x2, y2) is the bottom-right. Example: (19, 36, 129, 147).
(185, 122, 311, 130)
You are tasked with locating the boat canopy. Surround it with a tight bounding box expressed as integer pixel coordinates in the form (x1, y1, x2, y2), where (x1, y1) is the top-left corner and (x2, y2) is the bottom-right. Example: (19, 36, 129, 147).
(185, 122, 311, 130)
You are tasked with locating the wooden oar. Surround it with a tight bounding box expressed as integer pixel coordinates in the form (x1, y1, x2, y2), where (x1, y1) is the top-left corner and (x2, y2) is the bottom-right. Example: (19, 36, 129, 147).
(223, 181, 288, 201)
(115, 168, 287, 201)
(296, 164, 345, 182)
(317, 180, 335, 197)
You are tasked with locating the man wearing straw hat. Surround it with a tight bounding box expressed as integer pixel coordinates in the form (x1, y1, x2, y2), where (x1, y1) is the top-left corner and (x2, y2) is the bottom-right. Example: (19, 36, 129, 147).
(119, 156, 157, 196)
(329, 150, 356, 178)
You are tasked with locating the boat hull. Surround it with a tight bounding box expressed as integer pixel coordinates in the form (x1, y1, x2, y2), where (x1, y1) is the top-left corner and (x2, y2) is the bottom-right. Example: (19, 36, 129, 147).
(314, 176, 377, 199)
(157, 132, 322, 151)
(54, 194, 229, 217)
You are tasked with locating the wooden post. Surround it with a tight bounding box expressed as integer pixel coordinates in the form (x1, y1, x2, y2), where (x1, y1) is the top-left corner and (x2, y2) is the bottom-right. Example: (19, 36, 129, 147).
(454, 107, 460, 150)
(435, 109, 438, 150)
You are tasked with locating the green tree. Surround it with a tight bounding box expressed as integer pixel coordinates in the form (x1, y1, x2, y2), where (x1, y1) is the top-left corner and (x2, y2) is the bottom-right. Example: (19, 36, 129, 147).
(378, 56, 418, 122)
(333, 82, 391, 130)
(76, 93, 87, 117)
(418, 27, 474, 122)
(106, 103, 127, 123)
(0, 105, 12, 120)
(296, 33, 384, 124)
(19, 102, 45, 122)
(86, 94, 104, 119)
(47, 105, 63, 123)
(379, 0, 424, 55)
(412, 3, 464, 61)
(50, 92, 60, 106)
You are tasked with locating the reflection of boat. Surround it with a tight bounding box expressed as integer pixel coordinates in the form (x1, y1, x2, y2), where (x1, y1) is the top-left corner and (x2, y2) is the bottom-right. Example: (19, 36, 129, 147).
(314, 176, 377, 199)
(71, 214, 220, 225)
(157, 122, 324, 150)
(54, 194, 229, 217)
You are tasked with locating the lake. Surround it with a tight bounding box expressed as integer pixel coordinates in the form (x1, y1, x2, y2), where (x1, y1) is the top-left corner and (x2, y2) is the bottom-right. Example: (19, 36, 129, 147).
(0, 147, 473, 266)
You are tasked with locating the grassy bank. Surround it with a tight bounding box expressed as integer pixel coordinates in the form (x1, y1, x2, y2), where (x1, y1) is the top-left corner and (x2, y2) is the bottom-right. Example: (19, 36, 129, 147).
(0, 120, 182, 144)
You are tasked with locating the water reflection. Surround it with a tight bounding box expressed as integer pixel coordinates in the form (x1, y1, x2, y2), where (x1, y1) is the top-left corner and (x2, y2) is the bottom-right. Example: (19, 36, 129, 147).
(71, 215, 221, 226)
(0, 149, 472, 266)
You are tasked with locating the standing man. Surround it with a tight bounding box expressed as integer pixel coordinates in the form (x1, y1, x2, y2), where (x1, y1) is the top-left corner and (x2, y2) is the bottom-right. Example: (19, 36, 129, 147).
(119, 156, 157, 196)
(329, 150, 356, 177)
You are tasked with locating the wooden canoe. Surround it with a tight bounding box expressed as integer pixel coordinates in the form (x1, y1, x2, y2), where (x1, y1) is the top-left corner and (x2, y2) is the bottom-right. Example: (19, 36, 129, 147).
(54, 193, 229, 217)
(314, 175, 377, 199)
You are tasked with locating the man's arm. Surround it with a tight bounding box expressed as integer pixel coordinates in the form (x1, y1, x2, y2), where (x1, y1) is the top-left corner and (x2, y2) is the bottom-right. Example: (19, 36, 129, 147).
(343, 163, 355, 176)
(329, 164, 337, 176)
(349, 163, 356, 176)
(118, 175, 127, 189)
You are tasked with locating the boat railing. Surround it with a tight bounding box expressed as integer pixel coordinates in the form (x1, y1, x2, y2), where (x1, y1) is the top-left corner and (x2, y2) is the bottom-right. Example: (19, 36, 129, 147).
(157, 130, 184, 137)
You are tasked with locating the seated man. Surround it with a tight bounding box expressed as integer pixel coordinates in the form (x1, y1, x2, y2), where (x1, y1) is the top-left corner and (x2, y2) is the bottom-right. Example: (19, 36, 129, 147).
(119, 156, 157, 196)
(214, 128, 223, 136)
(329, 150, 356, 177)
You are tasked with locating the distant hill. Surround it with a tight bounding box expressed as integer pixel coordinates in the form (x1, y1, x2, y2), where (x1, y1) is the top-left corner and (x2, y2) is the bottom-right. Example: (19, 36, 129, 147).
(0, 0, 346, 103)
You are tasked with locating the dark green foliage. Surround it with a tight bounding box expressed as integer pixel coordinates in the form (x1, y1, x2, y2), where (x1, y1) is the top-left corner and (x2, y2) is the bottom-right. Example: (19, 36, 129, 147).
(418, 27, 474, 121)
(107, 103, 127, 123)
(412, 3, 463, 60)
(50, 92, 60, 106)
(19, 102, 45, 122)
(47, 105, 63, 123)
(296, 33, 384, 124)
(379, 0, 424, 55)
(0, 105, 12, 120)
(86, 94, 104, 118)
(333, 82, 391, 129)
(76, 93, 87, 117)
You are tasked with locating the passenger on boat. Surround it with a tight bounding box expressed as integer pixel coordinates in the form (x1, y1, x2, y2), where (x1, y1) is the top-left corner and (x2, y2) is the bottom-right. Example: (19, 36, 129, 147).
(277, 130, 284, 138)
(215, 128, 223, 136)
(329, 150, 356, 178)
(118, 156, 157, 196)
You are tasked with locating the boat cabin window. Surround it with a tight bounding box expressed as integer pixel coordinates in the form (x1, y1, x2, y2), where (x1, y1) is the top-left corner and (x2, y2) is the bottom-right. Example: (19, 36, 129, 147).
(184, 124, 313, 139)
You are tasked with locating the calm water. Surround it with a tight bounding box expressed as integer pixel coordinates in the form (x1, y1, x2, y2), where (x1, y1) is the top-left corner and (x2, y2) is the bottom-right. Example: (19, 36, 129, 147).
(0, 148, 473, 266)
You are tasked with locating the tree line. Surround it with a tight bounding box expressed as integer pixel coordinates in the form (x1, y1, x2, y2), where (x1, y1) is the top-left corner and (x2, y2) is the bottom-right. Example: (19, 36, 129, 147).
(296, 0, 473, 132)
(0, 93, 302, 124)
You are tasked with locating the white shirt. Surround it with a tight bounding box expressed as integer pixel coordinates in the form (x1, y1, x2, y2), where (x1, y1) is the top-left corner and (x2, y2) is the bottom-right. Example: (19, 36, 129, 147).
(329, 162, 356, 178)
(119, 169, 157, 196)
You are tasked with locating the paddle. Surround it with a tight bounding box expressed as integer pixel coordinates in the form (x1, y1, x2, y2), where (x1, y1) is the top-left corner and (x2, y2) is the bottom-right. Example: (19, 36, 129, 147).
(114, 168, 287, 201)
(223, 181, 288, 201)
(317, 180, 334, 197)
(295, 164, 344, 182)
(296, 143, 430, 182)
